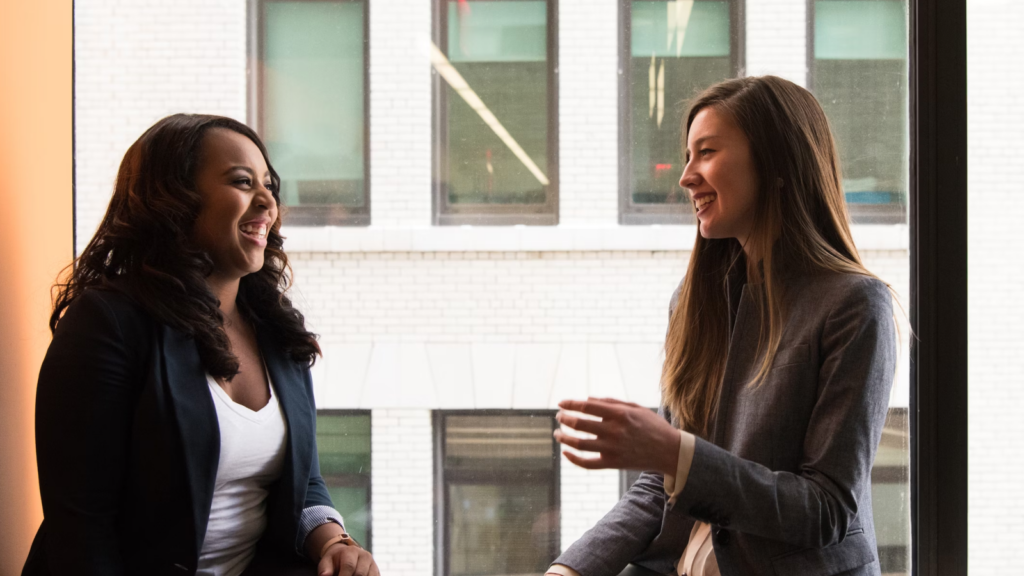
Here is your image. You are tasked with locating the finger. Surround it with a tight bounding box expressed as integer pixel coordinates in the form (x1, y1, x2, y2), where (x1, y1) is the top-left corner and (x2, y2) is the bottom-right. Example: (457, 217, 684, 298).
(352, 552, 373, 576)
(334, 549, 359, 576)
(590, 396, 643, 409)
(557, 398, 618, 418)
(318, 554, 335, 576)
(556, 412, 606, 436)
(553, 430, 602, 452)
(368, 560, 381, 576)
(563, 450, 610, 470)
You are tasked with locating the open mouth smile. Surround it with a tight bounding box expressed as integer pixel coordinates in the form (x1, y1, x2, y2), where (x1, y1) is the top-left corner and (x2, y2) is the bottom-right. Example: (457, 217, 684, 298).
(239, 222, 268, 243)
(693, 193, 717, 213)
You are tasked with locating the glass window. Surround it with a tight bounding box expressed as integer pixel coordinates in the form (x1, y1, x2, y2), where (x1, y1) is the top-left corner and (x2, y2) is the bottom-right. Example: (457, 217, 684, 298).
(620, 0, 743, 224)
(255, 0, 370, 226)
(810, 0, 908, 223)
(872, 408, 910, 575)
(317, 411, 372, 548)
(432, 0, 558, 225)
(437, 412, 560, 576)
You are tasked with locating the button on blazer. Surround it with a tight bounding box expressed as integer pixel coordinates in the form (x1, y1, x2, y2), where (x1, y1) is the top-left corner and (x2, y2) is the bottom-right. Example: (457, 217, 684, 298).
(555, 268, 897, 576)
(22, 287, 335, 576)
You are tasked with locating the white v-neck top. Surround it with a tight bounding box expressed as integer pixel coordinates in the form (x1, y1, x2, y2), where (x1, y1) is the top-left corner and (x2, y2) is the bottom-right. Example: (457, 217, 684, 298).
(197, 372, 289, 576)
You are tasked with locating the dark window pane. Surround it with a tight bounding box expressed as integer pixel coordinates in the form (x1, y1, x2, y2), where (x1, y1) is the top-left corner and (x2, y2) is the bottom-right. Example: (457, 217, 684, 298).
(262, 1, 367, 224)
(434, 0, 556, 223)
(813, 0, 908, 222)
(317, 413, 371, 547)
(444, 414, 556, 470)
(449, 484, 554, 576)
(440, 413, 559, 576)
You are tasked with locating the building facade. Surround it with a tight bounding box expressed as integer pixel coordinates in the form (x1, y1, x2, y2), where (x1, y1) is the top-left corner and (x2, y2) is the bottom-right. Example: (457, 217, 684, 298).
(75, 1, 916, 575)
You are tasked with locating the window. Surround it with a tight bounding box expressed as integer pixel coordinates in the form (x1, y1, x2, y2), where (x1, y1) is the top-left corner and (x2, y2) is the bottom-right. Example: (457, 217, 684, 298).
(873, 408, 910, 575)
(619, 0, 744, 224)
(253, 0, 370, 226)
(809, 0, 908, 223)
(432, 0, 558, 225)
(620, 469, 643, 497)
(317, 411, 372, 548)
(435, 412, 560, 576)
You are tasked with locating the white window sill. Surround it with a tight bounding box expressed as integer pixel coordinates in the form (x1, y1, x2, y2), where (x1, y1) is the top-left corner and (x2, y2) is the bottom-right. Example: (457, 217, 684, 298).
(280, 224, 909, 253)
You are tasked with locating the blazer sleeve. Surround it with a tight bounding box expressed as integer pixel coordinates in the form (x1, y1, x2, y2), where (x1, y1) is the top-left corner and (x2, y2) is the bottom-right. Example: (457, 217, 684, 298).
(552, 408, 680, 576)
(670, 277, 897, 549)
(34, 290, 148, 575)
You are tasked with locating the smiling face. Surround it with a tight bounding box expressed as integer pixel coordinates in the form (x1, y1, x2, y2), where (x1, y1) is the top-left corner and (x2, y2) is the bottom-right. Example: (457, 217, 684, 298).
(192, 128, 279, 283)
(680, 107, 760, 249)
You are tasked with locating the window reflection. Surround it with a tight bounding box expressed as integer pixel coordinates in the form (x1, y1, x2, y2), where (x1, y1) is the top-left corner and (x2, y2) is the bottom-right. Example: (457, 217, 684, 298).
(258, 0, 369, 225)
(811, 0, 908, 223)
(433, 0, 557, 224)
(316, 412, 373, 548)
(621, 0, 742, 224)
(440, 413, 560, 576)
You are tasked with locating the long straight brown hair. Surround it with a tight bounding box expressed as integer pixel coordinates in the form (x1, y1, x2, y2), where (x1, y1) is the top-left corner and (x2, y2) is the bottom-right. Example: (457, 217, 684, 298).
(662, 76, 885, 437)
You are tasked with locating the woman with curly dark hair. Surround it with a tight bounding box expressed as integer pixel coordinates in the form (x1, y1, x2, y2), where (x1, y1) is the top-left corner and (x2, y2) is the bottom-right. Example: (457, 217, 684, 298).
(23, 114, 379, 576)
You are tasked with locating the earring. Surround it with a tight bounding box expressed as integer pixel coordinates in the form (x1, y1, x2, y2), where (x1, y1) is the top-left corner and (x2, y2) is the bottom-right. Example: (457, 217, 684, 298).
(776, 177, 785, 189)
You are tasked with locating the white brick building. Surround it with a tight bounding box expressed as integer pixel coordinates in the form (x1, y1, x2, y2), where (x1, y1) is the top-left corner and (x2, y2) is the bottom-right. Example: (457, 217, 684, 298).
(73, 0, 1020, 574)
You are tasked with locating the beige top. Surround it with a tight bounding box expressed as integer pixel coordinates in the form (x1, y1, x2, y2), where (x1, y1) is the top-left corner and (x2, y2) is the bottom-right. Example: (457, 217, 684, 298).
(548, 430, 720, 576)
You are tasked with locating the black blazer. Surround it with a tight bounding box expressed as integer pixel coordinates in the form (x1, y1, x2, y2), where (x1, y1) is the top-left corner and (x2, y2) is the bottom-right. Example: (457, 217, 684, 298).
(23, 287, 334, 576)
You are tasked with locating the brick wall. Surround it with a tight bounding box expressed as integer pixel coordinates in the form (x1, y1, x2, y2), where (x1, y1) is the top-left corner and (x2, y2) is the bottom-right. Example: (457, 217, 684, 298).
(558, 0, 620, 225)
(370, 409, 434, 576)
(70, 0, 931, 574)
(368, 0, 432, 227)
(73, 0, 247, 251)
(967, 0, 1024, 571)
(744, 0, 807, 86)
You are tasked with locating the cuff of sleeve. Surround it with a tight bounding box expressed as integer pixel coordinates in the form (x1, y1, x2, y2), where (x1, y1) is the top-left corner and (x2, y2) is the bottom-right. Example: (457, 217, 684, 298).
(547, 564, 582, 576)
(299, 505, 346, 544)
(662, 430, 696, 507)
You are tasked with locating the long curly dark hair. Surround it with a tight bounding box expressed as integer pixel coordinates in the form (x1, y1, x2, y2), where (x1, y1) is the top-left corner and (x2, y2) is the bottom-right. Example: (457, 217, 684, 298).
(52, 113, 320, 379)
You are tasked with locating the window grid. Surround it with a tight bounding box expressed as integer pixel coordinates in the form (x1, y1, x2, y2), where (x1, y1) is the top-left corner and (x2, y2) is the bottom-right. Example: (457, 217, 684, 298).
(434, 410, 561, 576)
(431, 0, 560, 226)
(316, 409, 373, 550)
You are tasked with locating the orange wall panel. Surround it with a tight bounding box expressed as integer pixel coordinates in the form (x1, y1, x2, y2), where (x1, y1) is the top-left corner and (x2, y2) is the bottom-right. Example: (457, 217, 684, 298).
(0, 0, 74, 572)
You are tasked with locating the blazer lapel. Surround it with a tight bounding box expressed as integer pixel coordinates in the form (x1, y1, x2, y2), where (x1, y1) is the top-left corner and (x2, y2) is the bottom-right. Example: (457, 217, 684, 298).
(160, 324, 220, 556)
(258, 327, 313, 541)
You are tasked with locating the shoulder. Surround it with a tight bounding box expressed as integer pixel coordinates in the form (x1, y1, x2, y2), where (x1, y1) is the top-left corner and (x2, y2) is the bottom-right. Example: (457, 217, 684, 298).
(56, 285, 155, 343)
(668, 277, 685, 315)
(818, 273, 893, 316)
(792, 272, 892, 314)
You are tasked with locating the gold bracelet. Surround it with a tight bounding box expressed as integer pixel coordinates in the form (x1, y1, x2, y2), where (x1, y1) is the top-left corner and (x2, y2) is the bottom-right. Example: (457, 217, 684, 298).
(320, 532, 359, 559)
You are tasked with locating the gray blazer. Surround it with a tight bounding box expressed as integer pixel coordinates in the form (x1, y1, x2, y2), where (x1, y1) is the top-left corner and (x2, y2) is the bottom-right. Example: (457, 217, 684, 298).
(555, 266, 897, 576)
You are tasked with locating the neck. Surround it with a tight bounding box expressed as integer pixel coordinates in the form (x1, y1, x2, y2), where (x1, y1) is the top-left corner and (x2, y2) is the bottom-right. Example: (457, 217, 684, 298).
(207, 273, 242, 323)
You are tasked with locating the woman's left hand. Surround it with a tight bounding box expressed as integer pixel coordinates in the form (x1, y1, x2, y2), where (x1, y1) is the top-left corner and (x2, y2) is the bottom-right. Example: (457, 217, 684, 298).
(318, 543, 379, 576)
(553, 397, 681, 475)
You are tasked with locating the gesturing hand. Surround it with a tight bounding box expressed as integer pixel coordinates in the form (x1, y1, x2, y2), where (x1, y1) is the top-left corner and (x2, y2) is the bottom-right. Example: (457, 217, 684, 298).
(318, 543, 379, 576)
(553, 397, 680, 476)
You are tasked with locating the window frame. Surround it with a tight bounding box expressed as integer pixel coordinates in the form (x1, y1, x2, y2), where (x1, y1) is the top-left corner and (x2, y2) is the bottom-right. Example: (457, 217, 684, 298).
(316, 409, 373, 551)
(431, 0, 560, 226)
(806, 0, 909, 225)
(433, 409, 562, 576)
(909, 0, 967, 574)
(618, 0, 746, 225)
(248, 0, 372, 227)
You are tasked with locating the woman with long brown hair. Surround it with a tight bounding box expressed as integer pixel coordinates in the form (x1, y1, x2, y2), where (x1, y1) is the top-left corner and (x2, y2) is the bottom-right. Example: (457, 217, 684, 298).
(549, 76, 897, 576)
(24, 114, 379, 576)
